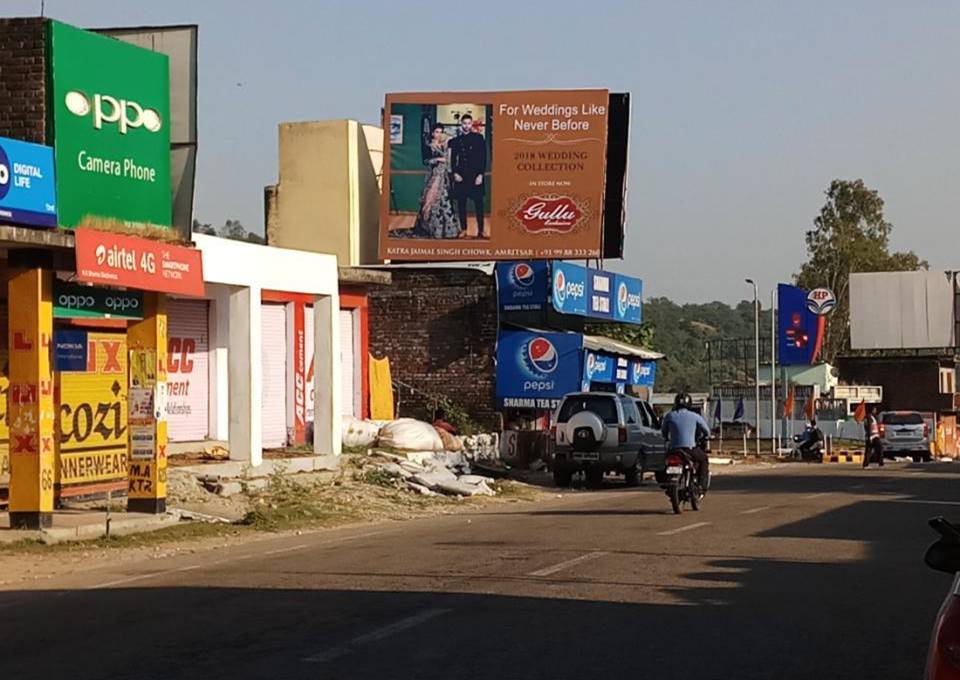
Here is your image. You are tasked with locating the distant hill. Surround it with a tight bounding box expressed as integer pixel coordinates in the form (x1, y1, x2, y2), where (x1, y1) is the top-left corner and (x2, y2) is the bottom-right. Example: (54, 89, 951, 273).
(644, 297, 772, 392)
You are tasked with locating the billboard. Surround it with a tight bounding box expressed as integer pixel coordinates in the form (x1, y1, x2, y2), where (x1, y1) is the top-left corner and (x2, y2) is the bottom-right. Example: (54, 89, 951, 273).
(495, 261, 549, 311)
(849, 271, 955, 350)
(495, 329, 582, 409)
(98, 25, 199, 241)
(0, 136, 57, 227)
(381, 89, 610, 261)
(551, 261, 588, 316)
(48, 21, 172, 230)
(778, 283, 823, 366)
(613, 273, 643, 324)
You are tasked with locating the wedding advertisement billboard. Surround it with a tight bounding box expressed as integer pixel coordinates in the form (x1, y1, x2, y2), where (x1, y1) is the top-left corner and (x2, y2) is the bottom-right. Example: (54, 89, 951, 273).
(380, 89, 610, 261)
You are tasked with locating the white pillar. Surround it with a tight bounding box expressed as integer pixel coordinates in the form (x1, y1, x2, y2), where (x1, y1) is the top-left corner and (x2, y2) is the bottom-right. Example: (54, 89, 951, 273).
(313, 294, 342, 455)
(208, 284, 231, 442)
(229, 285, 263, 466)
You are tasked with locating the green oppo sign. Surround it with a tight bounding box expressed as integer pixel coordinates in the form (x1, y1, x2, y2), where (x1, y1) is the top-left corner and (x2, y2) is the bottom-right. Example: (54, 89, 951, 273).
(53, 281, 143, 320)
(48, 21, 172, 229)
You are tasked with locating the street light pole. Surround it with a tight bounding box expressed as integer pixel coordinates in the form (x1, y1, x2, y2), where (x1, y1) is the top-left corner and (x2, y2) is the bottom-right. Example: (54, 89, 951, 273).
(746, 279, 760, 456)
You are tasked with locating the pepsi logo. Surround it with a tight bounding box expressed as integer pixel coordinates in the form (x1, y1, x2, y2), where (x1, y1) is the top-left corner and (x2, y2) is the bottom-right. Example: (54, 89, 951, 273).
(526, 337, 558, 375)
(586, 352, 597, 377)
(617, 282, 629, 316)
(511, 262, 535, 288)
(806, 288, 836, 316)
(554, 269, 567, 304)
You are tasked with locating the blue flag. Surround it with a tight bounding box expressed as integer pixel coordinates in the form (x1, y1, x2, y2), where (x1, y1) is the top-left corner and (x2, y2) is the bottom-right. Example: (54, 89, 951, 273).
(713, 397, 722, 425)
(733, 397, 745, 421)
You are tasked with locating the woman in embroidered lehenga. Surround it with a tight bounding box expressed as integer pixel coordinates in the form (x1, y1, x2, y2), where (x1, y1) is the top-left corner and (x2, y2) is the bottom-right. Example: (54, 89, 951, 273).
(414, 124, 462, 239)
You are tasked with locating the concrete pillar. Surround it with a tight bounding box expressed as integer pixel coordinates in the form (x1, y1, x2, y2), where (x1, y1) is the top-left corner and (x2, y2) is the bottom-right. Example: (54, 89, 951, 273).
(229, 285, 262, 466)
(126, 293, 168, 514)
(313, 294, 341, 455)
(7, 266, 54, 529)
(207, 285, 230, 441)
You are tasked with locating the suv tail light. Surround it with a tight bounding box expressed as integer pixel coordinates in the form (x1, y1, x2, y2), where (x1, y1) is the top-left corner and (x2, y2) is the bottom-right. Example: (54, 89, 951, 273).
(618, 426, 627, 444)
(666, 454, 683, 466)
(550, 425, 556, 439)
(879, 423, 886, 437)
(925, 423, 931, 438)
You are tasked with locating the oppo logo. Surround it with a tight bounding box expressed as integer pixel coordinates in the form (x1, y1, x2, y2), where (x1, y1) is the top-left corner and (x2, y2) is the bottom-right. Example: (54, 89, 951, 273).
(105, 296, 139, 312)
(65, 90, 163, 134)
(58, 293, 95, 309)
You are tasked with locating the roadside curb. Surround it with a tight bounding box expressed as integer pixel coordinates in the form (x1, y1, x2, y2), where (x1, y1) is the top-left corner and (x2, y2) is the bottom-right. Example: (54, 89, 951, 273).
(35, 513, 180, 545)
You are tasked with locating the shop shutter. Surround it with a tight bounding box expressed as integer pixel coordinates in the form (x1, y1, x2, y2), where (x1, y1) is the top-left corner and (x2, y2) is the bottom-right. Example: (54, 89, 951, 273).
(261, 304, 288, 448)
(166, 299, 209, 442)
(340, 309, 357, 419)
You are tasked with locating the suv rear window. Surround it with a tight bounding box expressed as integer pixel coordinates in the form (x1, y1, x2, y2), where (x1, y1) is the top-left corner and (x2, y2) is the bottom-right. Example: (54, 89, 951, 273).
(882, 413, 924, 425)
(557, 396, 619, 425)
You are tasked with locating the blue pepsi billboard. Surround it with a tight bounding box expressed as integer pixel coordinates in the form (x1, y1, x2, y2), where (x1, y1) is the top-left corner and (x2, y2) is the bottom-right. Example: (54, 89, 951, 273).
(496, 329, 582, 409)
(551, 261, 588, 316)
(587, 270, 615, 319)
(582, 350, 616, 384)
(613, 274, 643, 324)
(496, 261, 549, 311)
(630, 359, 657, 387)
(0, 136, 57, 228)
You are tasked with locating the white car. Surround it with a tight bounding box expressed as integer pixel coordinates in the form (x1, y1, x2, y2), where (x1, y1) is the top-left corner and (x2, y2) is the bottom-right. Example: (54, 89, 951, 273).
(880, 411, 931, 462)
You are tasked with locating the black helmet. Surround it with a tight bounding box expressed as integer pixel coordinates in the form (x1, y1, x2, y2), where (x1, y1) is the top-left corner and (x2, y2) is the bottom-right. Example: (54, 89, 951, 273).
(674, 392, 693, 410)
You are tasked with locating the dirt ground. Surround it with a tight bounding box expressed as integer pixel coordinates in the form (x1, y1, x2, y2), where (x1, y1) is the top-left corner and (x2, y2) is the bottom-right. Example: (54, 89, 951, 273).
(0, 454, 551, 589)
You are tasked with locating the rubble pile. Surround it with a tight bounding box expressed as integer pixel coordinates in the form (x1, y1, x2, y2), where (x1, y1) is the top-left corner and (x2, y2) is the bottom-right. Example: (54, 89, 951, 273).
(372, 451, 497, 497)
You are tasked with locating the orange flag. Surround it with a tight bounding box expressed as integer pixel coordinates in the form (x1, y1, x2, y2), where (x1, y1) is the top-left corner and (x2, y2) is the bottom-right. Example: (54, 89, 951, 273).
(853, 400, 866, 423)
(805, 397, 816, 421)
(784, 389, 795, 418)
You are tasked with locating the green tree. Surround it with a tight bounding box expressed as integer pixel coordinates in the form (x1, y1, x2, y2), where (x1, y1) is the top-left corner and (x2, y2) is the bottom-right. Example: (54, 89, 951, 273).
(796, 179, 927, 362)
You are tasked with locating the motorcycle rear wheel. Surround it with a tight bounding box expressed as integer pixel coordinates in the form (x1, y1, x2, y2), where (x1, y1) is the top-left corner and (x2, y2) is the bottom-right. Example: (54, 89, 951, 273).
(669, 484, 681, 514)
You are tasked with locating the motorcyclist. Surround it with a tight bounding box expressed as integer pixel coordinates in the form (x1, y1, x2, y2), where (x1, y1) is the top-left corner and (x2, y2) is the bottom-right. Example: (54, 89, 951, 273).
(797, 419, 824, 460)
(661, 392, 711, 490)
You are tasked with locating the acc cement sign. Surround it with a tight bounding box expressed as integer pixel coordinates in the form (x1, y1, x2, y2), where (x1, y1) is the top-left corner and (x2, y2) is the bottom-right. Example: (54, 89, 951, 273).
(0, 136, 57, 227)
(48, 21, 171, 230)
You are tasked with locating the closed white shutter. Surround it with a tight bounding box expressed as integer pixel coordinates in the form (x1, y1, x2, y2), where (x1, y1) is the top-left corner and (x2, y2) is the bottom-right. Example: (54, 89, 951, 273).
(340, 309, 356, 419)
(167, 299, 209, 442)
(261, 304, 288, 448)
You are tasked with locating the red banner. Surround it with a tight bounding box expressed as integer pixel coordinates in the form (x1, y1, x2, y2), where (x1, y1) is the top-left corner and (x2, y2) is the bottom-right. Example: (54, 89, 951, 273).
(75, 229, 204, 297)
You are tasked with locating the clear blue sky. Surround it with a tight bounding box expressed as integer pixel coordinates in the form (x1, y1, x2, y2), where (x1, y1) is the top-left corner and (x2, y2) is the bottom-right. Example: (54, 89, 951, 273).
(8, 0, 959, 303)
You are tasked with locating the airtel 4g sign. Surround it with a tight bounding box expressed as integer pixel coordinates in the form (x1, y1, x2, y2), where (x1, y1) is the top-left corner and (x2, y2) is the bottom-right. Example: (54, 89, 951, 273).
(48, 21, 171, 230)
(53, 281, 143, 320)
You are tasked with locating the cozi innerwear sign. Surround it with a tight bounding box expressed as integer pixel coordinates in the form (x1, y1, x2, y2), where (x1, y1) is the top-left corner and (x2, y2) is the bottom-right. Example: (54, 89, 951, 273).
(48, 20, 171, 229)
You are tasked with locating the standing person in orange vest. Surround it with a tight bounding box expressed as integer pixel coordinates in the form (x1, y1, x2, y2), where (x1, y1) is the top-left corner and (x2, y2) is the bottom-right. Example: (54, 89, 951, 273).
(863, 406, 884, 468)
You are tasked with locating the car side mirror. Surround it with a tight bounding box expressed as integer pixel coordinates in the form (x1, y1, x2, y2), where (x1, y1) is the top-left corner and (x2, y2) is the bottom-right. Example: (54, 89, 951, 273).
(925, 539, 960, 574)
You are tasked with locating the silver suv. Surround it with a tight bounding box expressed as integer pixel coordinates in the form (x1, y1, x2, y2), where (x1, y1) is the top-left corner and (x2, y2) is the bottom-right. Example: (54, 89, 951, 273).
(880, 411, 931, 462)
(552, 393, 665, 488)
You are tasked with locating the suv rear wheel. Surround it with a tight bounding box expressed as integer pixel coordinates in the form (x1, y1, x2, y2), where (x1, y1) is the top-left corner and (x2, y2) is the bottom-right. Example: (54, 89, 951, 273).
(624, 461, 641, 487)
(585, 467, 604, 489)
(553, 468, 573, 488)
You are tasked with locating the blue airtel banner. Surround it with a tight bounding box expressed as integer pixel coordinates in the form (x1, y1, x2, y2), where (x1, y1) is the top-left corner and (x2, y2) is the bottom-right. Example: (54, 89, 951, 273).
(586, 270, 615, 319)
(0, 136, 57, 227)
(496, 261, 549, 311)
(613, 274, 643, 323)
(551, 261, 588, 316)
(778, 283, 822, 366)
(496, 329, 582, 409)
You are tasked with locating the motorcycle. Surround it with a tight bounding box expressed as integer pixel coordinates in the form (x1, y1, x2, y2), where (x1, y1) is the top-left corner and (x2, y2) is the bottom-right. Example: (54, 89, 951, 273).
(658, 436, 710, 514)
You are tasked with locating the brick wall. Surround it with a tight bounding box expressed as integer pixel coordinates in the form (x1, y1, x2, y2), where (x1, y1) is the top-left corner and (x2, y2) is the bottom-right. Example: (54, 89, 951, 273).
(368, 269, 499, 429)
(0, 18, 48, 144)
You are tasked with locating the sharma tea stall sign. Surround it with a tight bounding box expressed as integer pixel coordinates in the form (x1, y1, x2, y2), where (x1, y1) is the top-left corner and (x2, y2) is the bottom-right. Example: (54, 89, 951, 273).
(48, 20, 171, 230)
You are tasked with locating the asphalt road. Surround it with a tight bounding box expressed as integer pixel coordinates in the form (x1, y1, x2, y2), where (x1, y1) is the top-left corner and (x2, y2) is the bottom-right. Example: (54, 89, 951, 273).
(2, 462, 957, 680)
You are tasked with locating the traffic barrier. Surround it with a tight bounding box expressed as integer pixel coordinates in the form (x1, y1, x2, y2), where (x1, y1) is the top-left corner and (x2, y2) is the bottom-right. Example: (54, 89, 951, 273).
(821, 449, 864, 464)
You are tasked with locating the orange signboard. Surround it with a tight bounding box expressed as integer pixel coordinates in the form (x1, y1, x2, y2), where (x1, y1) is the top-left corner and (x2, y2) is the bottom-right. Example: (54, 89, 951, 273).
(380, 90, 610, 261)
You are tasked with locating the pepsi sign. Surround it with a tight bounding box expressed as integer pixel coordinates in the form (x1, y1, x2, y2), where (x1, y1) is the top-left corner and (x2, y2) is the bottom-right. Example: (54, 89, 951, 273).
(496, 261, 548, 311)
(630, 360, 657, 387)
(613, 274, 643, 324)
(496, 329, 582, 409)
(582, 351, 615, 384)
(551, 261, 588, 316)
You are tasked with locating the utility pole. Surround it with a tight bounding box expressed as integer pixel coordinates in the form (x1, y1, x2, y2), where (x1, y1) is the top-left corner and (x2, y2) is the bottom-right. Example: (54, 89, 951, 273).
(770, 287, 777, 454)
(746, 279, 760, 456)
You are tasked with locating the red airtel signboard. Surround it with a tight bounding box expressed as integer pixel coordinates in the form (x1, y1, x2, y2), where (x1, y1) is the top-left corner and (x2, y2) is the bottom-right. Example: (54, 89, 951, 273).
(75, 229, 204, 297)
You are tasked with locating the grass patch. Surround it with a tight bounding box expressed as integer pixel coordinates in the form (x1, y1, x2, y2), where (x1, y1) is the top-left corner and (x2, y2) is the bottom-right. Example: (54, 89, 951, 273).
(240, 469, 356, 531)
(357, 467, 397, 488)
(490, 480, 539, 500)
(0, 521, 240, 555)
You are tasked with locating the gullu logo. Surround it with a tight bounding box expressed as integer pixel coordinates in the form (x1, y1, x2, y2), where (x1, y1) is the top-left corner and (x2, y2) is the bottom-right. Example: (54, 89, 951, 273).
(65, 90, 163, 135)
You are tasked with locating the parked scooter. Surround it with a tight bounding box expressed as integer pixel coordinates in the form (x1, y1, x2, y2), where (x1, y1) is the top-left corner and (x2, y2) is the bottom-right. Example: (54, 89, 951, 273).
(658, 436, 710, 514)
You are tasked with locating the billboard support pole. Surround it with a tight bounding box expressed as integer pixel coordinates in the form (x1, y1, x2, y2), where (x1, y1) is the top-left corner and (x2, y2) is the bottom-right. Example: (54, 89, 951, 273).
(771, 287, 777, 454)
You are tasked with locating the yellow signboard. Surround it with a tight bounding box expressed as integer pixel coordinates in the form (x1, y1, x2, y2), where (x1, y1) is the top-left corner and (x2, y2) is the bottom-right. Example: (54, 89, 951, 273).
(56, 332, 129, 487)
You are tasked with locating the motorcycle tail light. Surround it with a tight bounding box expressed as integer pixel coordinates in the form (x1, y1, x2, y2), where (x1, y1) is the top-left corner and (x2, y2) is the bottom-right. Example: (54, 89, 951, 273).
(618, 426, 627, 443)
(931, 597, 960, 679)
(666, 454, 683, 466)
